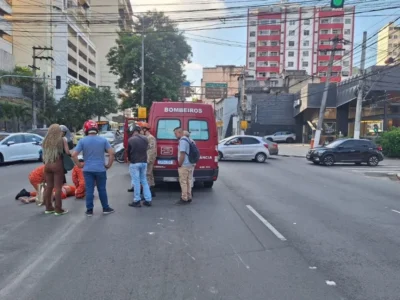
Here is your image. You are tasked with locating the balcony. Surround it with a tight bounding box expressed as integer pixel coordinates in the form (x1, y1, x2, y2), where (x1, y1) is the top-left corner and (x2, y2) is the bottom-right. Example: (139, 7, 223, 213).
(317, 65, 342, 72)
(257, 56, 281, 62)
(256, 66, 280, 72)
(0, 0, 11, 15)
(258, 25, 280, 30)
(257, 46, 280, 52)
(319, 34, 343, 40)
(0, 16, 12, 36)
(319, 23, 344, 30)
(258, 35, 281, 41)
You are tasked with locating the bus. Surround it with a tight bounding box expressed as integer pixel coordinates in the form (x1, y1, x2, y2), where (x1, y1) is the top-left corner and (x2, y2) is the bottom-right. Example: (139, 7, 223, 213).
(96, 121, 118, 132)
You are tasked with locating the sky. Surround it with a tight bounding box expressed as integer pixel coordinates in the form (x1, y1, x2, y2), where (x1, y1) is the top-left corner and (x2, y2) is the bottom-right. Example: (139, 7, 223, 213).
(131, 0, 400, 87)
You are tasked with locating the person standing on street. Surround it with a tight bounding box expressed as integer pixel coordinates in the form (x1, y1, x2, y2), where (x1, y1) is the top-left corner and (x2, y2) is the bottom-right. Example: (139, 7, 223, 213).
(72, 120, 115, 217)
(142, 123, 157, 197)
(183, 130, 195, 196)
(128, 125, 152, 207)
(174, 127, 195, 205)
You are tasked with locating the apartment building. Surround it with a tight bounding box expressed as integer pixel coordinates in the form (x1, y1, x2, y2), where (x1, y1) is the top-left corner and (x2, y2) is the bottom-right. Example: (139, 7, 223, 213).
(246, 4, 355, 83)
(0, 0, 14, 71)
(377, 23, 400, 65)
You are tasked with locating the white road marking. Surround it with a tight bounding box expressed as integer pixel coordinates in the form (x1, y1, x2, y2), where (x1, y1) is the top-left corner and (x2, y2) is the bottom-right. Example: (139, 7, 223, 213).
(186, 252, 196, 261)
(147, 232, 155, 235)
(309, 266, 317, 270)
(246, 205, 287, 241)
(326, 280, 337, 286)
(391, 209, 400, 214)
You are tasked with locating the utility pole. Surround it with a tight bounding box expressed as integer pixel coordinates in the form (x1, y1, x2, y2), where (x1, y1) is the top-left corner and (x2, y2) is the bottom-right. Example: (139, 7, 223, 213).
(314, 36, 346, 147)
(28, 46, 53, 130)
(354, 31, 367, 139)
(42, 72, 47, 129)
(238, 71, 246, 135)
(141, 17, 145, 106)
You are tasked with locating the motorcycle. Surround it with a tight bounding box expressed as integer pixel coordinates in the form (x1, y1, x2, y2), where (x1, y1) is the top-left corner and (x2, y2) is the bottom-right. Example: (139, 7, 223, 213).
(114, 142, 125, 163)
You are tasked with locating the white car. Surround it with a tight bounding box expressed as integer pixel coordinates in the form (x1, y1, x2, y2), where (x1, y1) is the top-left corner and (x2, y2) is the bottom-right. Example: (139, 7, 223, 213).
(0, 132, 43, 164)
(218, 135, 270, 163)
(99, 131, 115, 144)
(264, 131, 296, 143)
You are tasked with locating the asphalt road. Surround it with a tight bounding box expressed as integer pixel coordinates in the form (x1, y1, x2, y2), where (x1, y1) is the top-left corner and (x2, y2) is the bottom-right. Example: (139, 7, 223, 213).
(0, 157, 399, 300)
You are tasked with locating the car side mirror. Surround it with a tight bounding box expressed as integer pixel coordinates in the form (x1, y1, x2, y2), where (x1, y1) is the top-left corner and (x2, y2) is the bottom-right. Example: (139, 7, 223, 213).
(7, 141, 15, 146)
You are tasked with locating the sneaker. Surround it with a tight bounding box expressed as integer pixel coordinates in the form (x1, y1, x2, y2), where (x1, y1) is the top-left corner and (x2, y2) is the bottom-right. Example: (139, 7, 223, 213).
(44, 210, 55, 214)
(54, 209, 69, 216)
(103, 207, 115, 215)
(143, 201, 152, 207)
(129, 201, 141, 208)
(127, 187, 134, 192)
(175, 199, 189, 205)
(15, 189, 30, 200)
(86, 209, 93, 217)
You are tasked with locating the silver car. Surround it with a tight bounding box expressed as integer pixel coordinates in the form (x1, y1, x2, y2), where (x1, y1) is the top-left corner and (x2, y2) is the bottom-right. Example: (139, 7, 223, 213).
(218, 135, 270, 163)
(264, 131, 296, 143)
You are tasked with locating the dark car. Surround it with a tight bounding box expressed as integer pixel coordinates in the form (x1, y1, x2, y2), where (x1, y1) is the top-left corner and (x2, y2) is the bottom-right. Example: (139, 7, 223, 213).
(306, 138, 384, 166)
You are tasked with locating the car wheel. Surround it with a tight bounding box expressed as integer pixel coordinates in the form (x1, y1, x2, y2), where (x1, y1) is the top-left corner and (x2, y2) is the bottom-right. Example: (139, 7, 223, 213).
(218, 151, 223, 161)
(0, 153, 3, 165)
(322, 155, 334, 166)
(286, 137, 294, 143)
(204, 181, 214, 188)
(367, 155, 379, 166)
(255, 152, 267, 163)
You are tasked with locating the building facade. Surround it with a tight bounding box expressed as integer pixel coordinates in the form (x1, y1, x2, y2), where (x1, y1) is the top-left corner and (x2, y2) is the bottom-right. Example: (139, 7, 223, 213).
(377, 23, 400, 65)
(246, 4, 355, 83)
(201, 65, 244, 105)
(0, 0, 14, 71)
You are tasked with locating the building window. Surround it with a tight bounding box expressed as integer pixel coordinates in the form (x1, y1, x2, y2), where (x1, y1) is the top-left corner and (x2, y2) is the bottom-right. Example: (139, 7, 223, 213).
(303, 51, 309, 56)
(249, 42, 255, 47)
(270, 62, 278, 67)
(270, 72, 277, 77)
(320, 30, 329, 34)
(394, 35, 398, 39)
(289, 20, 296, 25)
(303, 40, 310, 47)
(249, 62, 255, 68)
(289, 30, 295, 36)
(321, 18, 330, 24)
(332, 17, 343, 23)
(249, 52, 255, 57)
(319, 72, 327, 77)
(270, 19, 277, 24)
(344, 29, 351, 35)
(288, 51, 294, 57)
(270, 30, 279, 35)
(288, 62, 294, 67)
(250, 31, 256, 37)
(302, 61, 309, 67)
(259, 20, 269, 25)
(270, 41, 279, 46)
(319, 61, 328, 66)
(258, 41, 267, 46)
(258, 72, 266, 77)
(250, 20, 257, 26)
(257, 61, 268, 67)
(332, 29, 341, 34)
(270, 52, 278, 56)
(288, 41, 295, 46)
(259, 30, 269, 35)
(320, 40, 330, 45)
(258, 52, 268, 56)
(342, 71, 349, 76)
(345, 18, 351, 24)
(343, 60, 349, 67)
(304, 19, 310, 25)
(331, 72, 339, 77)
(389, 35, 393, 39)
(304, 30, 310, 36)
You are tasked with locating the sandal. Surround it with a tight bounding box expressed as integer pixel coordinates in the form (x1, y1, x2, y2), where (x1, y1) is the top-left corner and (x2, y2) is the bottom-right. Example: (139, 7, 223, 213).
(54, 210, 69, 216)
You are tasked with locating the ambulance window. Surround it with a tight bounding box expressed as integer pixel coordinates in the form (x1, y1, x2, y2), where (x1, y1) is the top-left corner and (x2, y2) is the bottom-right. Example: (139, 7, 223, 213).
(157, 119, 180, 139)
(188, 120, 209, 140)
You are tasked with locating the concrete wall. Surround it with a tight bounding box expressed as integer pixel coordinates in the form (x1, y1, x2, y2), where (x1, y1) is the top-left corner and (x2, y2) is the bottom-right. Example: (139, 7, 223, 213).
(0, 49, 14, 71)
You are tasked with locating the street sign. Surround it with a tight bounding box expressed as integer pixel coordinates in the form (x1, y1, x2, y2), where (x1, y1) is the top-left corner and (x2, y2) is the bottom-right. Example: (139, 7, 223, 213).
(205, 82, 228, 99)
(138, 107, 147, 119)
(179, 86, 192, 98)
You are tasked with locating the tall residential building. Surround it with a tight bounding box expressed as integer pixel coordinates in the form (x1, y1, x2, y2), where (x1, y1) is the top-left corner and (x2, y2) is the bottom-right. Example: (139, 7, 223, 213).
(0, 0, 14, 71)
(246, 4, 355, 83)
(377, 23, 400, 65)
(12, 0, 96, 100)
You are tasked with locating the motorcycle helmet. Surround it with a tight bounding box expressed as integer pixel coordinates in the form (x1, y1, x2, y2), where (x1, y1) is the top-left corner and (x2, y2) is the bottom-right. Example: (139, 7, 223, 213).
(83, 120, 98, 135)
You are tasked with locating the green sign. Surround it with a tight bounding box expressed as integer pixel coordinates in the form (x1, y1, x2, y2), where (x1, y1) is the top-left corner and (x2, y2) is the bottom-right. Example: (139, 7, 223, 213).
(205, 83, 228, 88)
(331, 0, 344, 8)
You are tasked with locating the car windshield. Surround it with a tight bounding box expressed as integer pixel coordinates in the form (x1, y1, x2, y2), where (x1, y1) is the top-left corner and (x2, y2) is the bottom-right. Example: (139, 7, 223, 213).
(0, 134, 8, 141)
(100, 132, 114, 138)
(325, 139, 345, 148)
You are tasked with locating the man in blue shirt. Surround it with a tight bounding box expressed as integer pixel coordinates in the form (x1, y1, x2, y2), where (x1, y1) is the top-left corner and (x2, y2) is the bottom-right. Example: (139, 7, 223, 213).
(72, 120, 115, 216)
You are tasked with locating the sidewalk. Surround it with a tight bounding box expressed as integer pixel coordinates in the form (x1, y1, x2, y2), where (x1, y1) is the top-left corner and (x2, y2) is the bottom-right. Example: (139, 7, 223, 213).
(278, 144, 310, 157)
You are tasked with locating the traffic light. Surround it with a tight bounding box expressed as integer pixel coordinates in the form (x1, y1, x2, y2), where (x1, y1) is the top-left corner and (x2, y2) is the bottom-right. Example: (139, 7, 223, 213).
(56, 76, 61, 89)
(331, 0, 344, 8)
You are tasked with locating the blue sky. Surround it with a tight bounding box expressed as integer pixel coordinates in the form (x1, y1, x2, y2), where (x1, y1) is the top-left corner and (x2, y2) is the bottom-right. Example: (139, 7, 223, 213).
(133, 0, 399, 87)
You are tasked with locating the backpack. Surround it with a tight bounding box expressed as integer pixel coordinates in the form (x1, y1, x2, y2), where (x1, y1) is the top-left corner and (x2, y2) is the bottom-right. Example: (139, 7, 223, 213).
(182, 138, 200, 164)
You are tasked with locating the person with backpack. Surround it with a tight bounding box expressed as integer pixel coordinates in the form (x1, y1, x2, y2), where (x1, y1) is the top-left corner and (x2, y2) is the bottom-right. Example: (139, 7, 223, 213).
(173, 127, 200, 205)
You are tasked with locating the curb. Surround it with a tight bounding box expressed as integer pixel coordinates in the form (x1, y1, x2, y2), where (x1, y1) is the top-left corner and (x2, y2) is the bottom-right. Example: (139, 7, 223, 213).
(279, 155, 305, 158)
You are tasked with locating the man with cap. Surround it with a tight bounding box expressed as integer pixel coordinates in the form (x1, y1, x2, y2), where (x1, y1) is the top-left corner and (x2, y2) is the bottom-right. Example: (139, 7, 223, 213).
(127, 125, 152, 207)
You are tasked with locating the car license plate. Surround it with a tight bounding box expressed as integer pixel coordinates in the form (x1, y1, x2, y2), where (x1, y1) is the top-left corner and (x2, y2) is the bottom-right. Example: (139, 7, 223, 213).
(164, 177, 178, 182)
(158, 160, 174, 165)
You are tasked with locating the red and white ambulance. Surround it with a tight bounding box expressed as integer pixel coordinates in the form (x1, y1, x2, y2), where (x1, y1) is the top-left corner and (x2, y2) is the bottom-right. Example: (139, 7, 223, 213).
(148, 100, 219, 188)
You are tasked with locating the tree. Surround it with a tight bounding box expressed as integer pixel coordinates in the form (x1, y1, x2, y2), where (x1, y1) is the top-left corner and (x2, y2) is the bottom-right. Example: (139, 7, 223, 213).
(0, 102, 15, 131)
(91, 86, 118, 121)
(107, 10, 192, 109)
(13, 105, 31, 132)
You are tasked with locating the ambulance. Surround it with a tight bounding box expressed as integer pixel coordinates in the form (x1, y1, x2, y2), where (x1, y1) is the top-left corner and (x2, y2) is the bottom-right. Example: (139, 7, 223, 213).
(148, 100, 219, 188)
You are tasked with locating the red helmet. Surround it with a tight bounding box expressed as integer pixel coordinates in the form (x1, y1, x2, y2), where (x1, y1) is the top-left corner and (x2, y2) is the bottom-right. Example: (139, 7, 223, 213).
(83, 120, 98, 135)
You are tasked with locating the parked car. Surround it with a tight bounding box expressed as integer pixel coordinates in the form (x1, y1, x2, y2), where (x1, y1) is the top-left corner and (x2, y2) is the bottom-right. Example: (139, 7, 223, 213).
(263, 138, 279, 155)
(218, 135, 270, 163)
(0, 132, 43, 164)
(264, 131, 296, 143)
(306, 138, 384, 166)
(28, 128, 48, 137)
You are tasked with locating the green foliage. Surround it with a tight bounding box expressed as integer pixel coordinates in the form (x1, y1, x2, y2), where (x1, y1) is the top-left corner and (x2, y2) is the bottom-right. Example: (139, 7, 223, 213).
(377, 127, 400, 157)
(107, 10, 192, 109)
(56, 81, 118, 130)
(0, 102, 31, 131)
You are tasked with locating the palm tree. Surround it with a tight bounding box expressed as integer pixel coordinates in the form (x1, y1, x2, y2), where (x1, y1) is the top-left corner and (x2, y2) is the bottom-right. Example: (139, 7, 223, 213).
(0, 102, 15, 131)
(14, 105, 31, 132)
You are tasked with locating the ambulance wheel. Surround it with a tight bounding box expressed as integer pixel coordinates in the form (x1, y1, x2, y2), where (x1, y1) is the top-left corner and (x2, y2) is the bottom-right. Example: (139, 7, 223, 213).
(204, 181, 214, 188)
